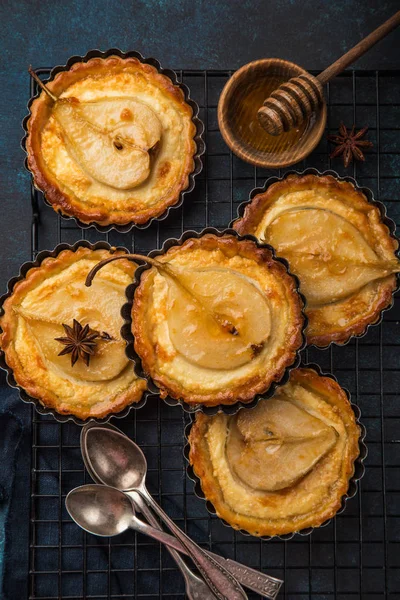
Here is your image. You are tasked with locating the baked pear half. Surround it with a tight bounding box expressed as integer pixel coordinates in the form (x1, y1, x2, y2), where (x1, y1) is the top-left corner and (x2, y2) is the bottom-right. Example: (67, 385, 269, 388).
(188, 367, 362, 537)
(0, 246, 146, 420)
(131, 233, 305, 408)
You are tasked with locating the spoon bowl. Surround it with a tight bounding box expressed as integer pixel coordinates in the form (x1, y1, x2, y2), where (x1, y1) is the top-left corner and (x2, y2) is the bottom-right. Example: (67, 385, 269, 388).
(84, 426, 147, 490)
(66, 484, 134, 537)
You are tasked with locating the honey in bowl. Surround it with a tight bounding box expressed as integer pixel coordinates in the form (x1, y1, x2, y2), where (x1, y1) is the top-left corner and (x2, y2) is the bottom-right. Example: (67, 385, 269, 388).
(218, 58, 327, 169)
(235, 77, 312, 155)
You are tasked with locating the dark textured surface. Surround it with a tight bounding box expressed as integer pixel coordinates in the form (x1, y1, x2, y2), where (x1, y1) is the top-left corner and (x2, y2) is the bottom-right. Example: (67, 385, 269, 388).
(0, 2, 399, 599)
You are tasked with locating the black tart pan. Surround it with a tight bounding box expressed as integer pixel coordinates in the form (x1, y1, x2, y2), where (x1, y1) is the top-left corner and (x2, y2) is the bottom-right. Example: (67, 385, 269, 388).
(183, 362, 368, 541)
(231, 167, 400, 349)
(0, 240, 150, 425)
(22, 48, 205, 233)
(121, 226, 307, 416)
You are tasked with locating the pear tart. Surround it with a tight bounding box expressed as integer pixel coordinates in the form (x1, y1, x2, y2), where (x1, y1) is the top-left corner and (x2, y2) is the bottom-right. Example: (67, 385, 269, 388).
(188, 367, 362, 537)
(26, 56, 198, 227)
(131, 233, 305, 408)
(234, 173, 399, 347)
(0, 246, 146, 420)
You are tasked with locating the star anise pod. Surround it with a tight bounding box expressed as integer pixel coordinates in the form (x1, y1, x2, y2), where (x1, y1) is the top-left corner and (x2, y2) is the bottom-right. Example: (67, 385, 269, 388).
(55, 319, 100, 367)
(328, 122, 373, 168)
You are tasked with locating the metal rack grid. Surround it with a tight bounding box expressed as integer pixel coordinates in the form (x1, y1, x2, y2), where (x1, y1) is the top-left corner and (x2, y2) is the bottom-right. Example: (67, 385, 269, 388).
(28, 69, 400, 599)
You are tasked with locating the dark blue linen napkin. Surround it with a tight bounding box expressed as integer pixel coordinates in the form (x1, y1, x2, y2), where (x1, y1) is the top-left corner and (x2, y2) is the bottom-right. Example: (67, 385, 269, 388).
(0, 376, 132, 599)
(0, 374, 31, 600)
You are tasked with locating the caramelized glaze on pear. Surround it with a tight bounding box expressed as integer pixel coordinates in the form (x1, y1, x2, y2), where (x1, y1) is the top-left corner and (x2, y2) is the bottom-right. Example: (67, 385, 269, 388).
(86, 255, 273, 371)
(166, 268, 271, 369)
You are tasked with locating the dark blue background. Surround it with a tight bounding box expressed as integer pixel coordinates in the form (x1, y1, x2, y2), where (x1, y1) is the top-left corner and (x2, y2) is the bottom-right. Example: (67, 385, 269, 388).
(0, 1, 399, 598)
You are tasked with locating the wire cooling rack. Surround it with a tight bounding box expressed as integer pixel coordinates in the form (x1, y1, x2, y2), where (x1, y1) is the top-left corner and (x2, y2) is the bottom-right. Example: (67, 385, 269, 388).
(28, 69, 400, 599)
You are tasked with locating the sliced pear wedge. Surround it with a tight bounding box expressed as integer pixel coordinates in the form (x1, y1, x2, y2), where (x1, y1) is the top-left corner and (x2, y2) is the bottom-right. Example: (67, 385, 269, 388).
(16, 256, 131, 381)
(166, 268, 272, 370)
(23, 317, 128, 382)
(53, 99, 153, 189)
(19, 264, 127, 331)
(265, 207, 400, 306)
(226, 398, 337, 491)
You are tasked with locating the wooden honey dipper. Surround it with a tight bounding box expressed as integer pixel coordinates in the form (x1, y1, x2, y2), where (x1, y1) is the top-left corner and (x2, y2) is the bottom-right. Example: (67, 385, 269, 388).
(258, 11, 400, 136)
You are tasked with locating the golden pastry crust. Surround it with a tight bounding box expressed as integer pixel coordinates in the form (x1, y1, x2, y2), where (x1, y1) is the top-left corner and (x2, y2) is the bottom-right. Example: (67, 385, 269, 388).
(26, 56, 198, 227)
(132, 234, 304, 407)
(189, 367, 361, 537)
(234, 174, 399, 347)
(0, 246, 146, 419)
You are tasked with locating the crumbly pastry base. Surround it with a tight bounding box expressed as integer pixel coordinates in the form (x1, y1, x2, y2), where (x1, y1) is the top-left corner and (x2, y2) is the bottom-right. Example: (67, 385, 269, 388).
(189, 367, 361, 537)
(234, 174, 398, 347)
(132, 234, 304, 407)
(26, 56, 197, 226)
(0, 247, 146, 419)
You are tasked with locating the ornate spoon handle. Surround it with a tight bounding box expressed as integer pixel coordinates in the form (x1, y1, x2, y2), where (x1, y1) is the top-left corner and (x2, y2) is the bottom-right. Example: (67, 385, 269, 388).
(131, 491, 282, 599)
(211, 556, 282, 600)
(128, 491, 218, 600)
(138, 487, 247, 600)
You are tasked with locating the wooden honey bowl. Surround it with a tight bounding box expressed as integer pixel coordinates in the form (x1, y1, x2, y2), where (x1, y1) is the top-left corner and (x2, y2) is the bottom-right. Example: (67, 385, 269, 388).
(218, 58, 327, 169)
(218, 12, 399, 169)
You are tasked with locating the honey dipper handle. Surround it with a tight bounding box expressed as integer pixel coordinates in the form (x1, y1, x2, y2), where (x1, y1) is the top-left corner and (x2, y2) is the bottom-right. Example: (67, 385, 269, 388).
(318, 10, 400, 85)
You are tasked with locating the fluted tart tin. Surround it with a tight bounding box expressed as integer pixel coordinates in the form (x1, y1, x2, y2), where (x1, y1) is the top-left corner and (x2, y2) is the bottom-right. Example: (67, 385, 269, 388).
(232, 167, 400, 349)
(183, 362, 367, 541)
(0, 240, 150, 425)
(120, 226, 308, 416)
(22, 48, 205, 233)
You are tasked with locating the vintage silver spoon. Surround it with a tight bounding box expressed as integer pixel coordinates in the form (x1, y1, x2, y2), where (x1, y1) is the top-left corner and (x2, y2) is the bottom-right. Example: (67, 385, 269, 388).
(66, 483, 189, 541)
(81, 424, 283, 600)
(81, 426, 247, 600)
(80, 424, 217, 599)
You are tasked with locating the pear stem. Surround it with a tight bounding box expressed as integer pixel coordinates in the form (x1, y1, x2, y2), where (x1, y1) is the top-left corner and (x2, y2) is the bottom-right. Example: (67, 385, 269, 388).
(85, 254, 171, 287)
(85, 254, 237, 335)
(28, 66, 58, 102)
